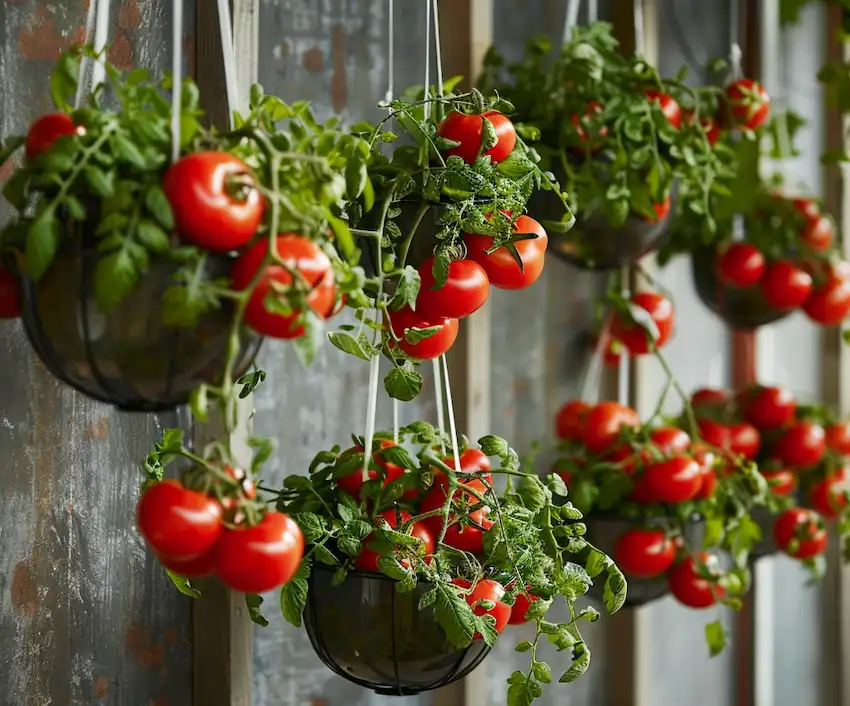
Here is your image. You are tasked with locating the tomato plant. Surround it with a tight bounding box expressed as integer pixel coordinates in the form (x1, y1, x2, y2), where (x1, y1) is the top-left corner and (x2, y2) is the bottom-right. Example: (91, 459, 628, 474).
(668, 554, 724, 609)
(385, 306, 459, 360)
(436, 110, 517, 165)
(611, 291, 674, 355)
(724, 78, 770, 130)
(716, 243, 765, 288)
(614, 528, 677, 579)
(741, 385, 796, 430)
(25, 112, 81, 159)
(464, 215, 548, 290)
(775, 421, 826, 469)
(760, 260, 813, 310)
(416, 257, 490, 320)
(773, 507, 827, 559)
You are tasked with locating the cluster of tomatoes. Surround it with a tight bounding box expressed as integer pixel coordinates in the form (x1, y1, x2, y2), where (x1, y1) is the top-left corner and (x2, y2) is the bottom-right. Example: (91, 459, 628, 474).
(386, 109, 549, 361)
(691, 385, 850, 560)
(554, 399, 729, 608)
(334, 439, 536, 636)
(714, 196, 849, 325)
(137, 471, 304, 594)
(596, 290, 675, 366)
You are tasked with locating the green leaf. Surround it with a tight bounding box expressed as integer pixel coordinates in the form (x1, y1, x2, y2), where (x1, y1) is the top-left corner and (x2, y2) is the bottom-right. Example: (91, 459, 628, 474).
(377, 555, 409, 580)
(292, 311, 325, 367)
(532, 661, 552, 684)
(245, 594, 269, 627)
(603, 565, 627, 614)
(525, 597, 552, 621)
(314, 544, 339, 566)
(705, 619, 728, 657)
(394, 265, 421, 308)
(515, 640, 534, 653)
(165, 570, 202, 598)
(82, 165, 115, 198)
(50, 53, 79, 111)
(94, 249, 140, 312)
(294, 512, 325, 542)
(560, 643, 590, 683)
(345, 154, 368, 200)
(136, 219, 171, 252)
(112, 132, 147, 169)
(280, 577, 309, 627)
(327, 331, 371, 361)
(145, 185, 175, 230)
(517, 474, 548, 510)
(545, 472, 568, 497)
(338, 534, 362, 557)
(25, 207, 60, 280)
(384, 366, 423, 402)
(433, 582, 476, 648)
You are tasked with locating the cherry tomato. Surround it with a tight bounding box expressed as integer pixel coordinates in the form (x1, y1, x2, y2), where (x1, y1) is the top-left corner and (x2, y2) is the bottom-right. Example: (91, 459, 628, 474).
(692, 446, 719, 499)
(725, 78, 770, 130)
(570, 101, 608, 150)
(760, 260, 813, 310)
(690, 388, 730, 415)
(442, 448, 493, 486)
(642, 456, 702, 503)
(611, 292, 674, 355)
(583, 402, 640, 454)
(417, 257, 490, 320)
(773, 507, 827, 559)
(700, 116, 721, 145)
(231, 234, 336, 339)
(728, 423, 761, 460)
(25, 112, 80, 159)
(157, 547, 218, 578)
(826, 421, 850, 455)
(614, 528, 676, 579)
(508, 587, 540, 625)
(216, 511, 304, 593)
(802, 216, 834, 251)
(698, 419, 731, 454)
(420, 477, 491, 542)
(741, 386, 796, 431)
(792, 197, 820, 222)
(644, 196, 672, 223)
(649, 427, 691, 454)
(443, 507, 494, 553)
(355, 510, 433, 572)
(0, 267, 21, 319)
(452, 578, 511, 638)
(164, 152, 264, 252)
(385, 305, 459, 360)
(437, 110, 517, 165)
(555, 400, 591, 442)
(645, 90, 682, 129)
(803, 263, 850, 326)
(137, 480, 223, 561)
(337, 439, 410, 500)
(716, 243, 765, 288)
(762, 469, 798, 496)
(668, 554, 724, 609)
(775, 421, 826, 469)
(464, 216, 548, 290)
(809, 471, 849, 519)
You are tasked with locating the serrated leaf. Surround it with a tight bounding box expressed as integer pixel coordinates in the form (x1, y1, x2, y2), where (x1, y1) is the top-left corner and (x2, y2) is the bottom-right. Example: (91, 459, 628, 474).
(327, 331, 371, 360)
(165, 570, 202, 598)
(280, 577, 309, 627)
(245, 594, 269, 627)
(434, 582, 476, 648)
(515, 640, 533, 652)
(384, 366, 423, 402)
(560, 643, 590, 683)
(338, 534, 362, 557)
(603, 565, 627, 614)
(314, 544, 339, 566)
(25, 207, 60, 280)
(533, 661, 552, 684)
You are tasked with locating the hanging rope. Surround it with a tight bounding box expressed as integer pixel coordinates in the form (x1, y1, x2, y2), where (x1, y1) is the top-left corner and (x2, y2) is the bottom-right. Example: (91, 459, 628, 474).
(384, 0, 395, 104)
(633, 0, 646, 57)
(441, 355, 463, 475)
(563, 0, 582, 45)
(587, 0, 597, 23)
(89, 0, 112, 94)
(617, 270, 631, 406)
(362, 259, 386, 480)
(423, 0, 432, 120)
(433, 358, 447, 454)
(432, 0, 444, 98)
(74, 0, 99, 109)
(170, 0, 184, 163)
(729, 0, 746, 241)
(215, 0, 240, 127)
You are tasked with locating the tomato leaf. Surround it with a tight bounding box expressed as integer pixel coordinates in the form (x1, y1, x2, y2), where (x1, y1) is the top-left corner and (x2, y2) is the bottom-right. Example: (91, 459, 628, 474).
(384, 366, 423, 402)
(94, 248, 140, 312)
(559, 643, 590, 683)
(327, 331, 371, 361)
(545, 473, 568, 497)
(555, 563, 592, 601)
(293, 311, 325, 367)
(705, 619, 728, 657)
(532, 661, 553, 684)
(603, 564, 627, 614)
(337, 534, 362, 557)
(144, 185, 175, 230)
(393, 265, 421, 309)
(165, 570, 202, 598)
(245, 594, 269, 627)
(433, 582, 476, 648)
(279, 576, 309, 627)
(25, 206, 60, 281)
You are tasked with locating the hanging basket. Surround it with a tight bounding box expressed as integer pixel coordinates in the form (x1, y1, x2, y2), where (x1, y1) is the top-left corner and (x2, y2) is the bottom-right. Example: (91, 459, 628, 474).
(528, 167, 674, 271)
(582, 511, 705, 608)
(303, 563, 490, 696)
(691, 248, 791, 330)
(16, 219, 261, 412)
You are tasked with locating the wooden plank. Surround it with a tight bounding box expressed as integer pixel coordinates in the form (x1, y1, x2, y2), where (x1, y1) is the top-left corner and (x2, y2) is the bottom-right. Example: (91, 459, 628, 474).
(191, 2, 257, 704)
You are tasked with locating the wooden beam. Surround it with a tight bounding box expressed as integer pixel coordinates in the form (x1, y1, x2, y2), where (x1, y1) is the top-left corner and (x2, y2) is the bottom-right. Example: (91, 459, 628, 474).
(192, 2, 258, 704)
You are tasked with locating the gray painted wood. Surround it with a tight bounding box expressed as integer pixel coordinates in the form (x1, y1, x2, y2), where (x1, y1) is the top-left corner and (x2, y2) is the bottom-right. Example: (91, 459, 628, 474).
(0, 4, 194, 705)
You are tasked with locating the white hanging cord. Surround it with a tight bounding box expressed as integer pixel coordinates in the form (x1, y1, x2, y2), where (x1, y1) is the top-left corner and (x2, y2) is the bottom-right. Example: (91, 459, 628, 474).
(362, 271, 385, 480)
(431, 0, 444, 98)
(89, 0, 112, 94)
(617, 269, 630, 406)
(633, 0, 646, 57)
(587, 0, 598, 23)
(393, 398, 399, 444)
(423, 0, 432, 120)
(74, 0, 99, 109)
(215, 0, 241, 127)
(432, 358, 447, 455)
(730, 43, 743, 81)
(384, 0, 395, 104)
(170, 0, 183, 163)
(563, 0, 582, 45)
(581, 315, 611, 403)
(440, 355, 463, 475)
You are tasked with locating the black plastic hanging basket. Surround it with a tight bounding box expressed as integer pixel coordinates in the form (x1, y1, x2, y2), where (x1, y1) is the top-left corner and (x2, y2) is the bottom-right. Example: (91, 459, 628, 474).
(15, 219, 261, 412)
(582, 511, 705, 608)
(528, 167, 674, 271)
(691, 248, 791, 330)
(304, 563, 490, 696)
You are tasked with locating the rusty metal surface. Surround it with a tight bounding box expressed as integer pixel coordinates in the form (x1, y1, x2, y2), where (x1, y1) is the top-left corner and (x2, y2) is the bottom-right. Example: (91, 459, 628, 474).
(0, 2, 193, 705)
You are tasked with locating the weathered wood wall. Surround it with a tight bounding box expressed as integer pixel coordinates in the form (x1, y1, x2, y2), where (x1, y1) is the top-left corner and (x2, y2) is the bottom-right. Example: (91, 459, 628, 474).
(0, 2, 194, 705)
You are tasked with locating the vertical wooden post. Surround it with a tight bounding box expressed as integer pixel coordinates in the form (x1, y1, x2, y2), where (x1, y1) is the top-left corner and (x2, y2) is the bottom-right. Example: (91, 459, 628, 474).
(191, 2, 258, 704)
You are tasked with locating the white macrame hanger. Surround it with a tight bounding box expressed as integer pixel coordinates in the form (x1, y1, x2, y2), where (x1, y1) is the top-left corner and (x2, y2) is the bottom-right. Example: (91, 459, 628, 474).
(215, 0, 242, 128)
(386, 0, 400, 445)
(633, 0, 646, 57)
(74, 0, 99, 109)
(170, 0, 184, 162)
(74, 0, 111, 110)
(587, 0, 598, 23)
(563, 0, 582, 45)
(729, 0, 747, 242)
(617, 271, 631, 406)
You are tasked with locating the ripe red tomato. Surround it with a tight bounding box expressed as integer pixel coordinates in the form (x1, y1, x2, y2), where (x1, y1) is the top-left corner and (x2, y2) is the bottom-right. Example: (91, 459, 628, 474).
(802, 216, 833, 251)
(649, 427, 691, 455)
(644, 196, 672, 223)
(452, 578, 511, 638)
(645, 90, 682, 129)
(809, 471, 849, 519)
(762, 469, 798, 496)
(614, 528, 676, 579)
(25, 112, 81, 159)
(570, 101, 608, 150)
(773, 507, 827, 559)
(642, 456, 702, 503)
(555, 400, 591, 442)
(668, 554, 723, 609)
(728, 423, 761, 460)
(611, 291, 674, 355)
(385, 306, 458, 360)
(417, 257, 490, 320)
(355, 510, 420, 572)
(803, 263, 850, 326)
(826, 421, 850, 455)
(583, 402, 640, 454)
(716, 243, 765, 288)
(137, 480, 223, 561)
(164, 151, 264, 252)
(697, 419, 731, 454)
(442, 448, 493, 485)
(760, 260, 813, 310)
(775, 421, 826, 469)
(437, 110, 517, 165)
(421, 477, 490, 533)
(442, 507, 494, 553)
(700, 116, 721, 145)
(157, 547, 218, 578)
(231, 234, 336, 339)
(692, 446, 719, 499)
(742, 386, 796, 431)
(508, 587, 540, 625)
(0, 267, 21, 319)
(690, 388, 729, 414)
(725, 78, 770, 130)
(464, 216, 548, 291)
(792, 197, 820, 221)
(337, 439, 409, 499)
(216, 511, 304, 593)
